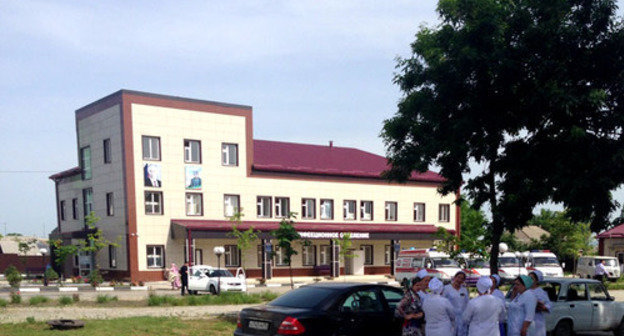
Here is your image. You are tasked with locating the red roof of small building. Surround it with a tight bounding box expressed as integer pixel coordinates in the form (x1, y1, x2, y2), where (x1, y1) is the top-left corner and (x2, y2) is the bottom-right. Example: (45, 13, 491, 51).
(48, 167, 82, 180)
(597, 224, 624, 238)
(253, 140, 445, 182)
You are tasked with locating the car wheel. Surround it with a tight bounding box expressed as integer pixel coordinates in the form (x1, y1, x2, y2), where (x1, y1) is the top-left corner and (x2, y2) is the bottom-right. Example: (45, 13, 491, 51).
(553, 320, 572, 336)
(209, 285, 217, 295)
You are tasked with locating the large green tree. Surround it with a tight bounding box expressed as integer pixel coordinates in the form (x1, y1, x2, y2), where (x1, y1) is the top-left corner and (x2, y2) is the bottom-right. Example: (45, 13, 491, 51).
(383, 0, 624, 273)
(527, 209, 594, 260)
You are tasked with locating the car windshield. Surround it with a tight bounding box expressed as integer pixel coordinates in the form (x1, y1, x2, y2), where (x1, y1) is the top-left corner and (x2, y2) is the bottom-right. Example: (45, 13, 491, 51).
(598, 259, 618, 267)
(468, 259, 489, 268)
(499, 257, 521, 267)
(432, 257, 460, 268)
(533, 257, 560, 267)
(268, 287, 336, 308)
(208, 270, 233, 277)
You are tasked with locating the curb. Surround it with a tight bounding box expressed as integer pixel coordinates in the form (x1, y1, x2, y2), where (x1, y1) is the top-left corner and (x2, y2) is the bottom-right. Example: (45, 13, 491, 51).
(0, 286, 149, 293)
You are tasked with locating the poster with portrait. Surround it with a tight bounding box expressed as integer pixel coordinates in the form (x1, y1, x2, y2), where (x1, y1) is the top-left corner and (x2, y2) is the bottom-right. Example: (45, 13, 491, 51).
(185, 165, 202, 190)
(144, 163, 162, 187)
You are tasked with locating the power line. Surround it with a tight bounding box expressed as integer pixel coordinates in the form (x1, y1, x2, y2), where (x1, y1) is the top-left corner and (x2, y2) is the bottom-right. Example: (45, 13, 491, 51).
(0, 170, 59, 173)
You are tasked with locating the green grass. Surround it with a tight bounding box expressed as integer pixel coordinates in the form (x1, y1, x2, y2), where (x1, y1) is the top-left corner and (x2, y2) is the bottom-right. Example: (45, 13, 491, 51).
(0, 316, 236, 336)
(96, 295, 118, 304)
(28, 296, 49, 306)
(147, 291, 277, 307)
(58, 296, 73, 306)
(0, 298, 8, 307)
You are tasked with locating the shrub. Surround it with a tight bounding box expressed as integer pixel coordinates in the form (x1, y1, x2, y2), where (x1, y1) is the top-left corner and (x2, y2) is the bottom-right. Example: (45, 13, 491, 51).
(0, 298, 8, 307)
(10, 293, 21, 304)
(58, 296, 73, 306)
(29, 296, 49, 306)
(96, 295, 118, 304)
(72, 293, 80, 302)
(26, 317, 35, 323)
(88, 269, 103, 287)
(4, 265, 22, 289)
(44, 268, 59, 282)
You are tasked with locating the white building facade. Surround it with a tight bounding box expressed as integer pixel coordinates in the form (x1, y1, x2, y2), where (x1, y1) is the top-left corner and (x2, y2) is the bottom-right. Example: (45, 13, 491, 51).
(50, 90, 459, 282)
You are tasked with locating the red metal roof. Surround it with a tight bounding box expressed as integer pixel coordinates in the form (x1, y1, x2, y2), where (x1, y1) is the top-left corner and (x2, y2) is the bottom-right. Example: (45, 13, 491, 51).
(171, 219, 445, 234)
(48, 167, 82, 180)
(597, 224, 624, 238)
(253, 140, 445, 182)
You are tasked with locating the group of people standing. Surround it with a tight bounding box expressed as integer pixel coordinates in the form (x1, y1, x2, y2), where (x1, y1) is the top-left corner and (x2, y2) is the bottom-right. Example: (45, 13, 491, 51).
(396, 269, 551, 336)
(165, 262, 190, 295)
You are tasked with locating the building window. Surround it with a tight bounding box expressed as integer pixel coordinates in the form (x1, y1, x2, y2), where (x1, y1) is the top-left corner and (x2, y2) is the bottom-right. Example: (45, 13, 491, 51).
(320, 199, 334, 220)
(72, 198, 78, 219)
(224, 245, 240, 267)
(145, 191, 163, 215)
(257, 196, 272, 218)
(224, 195, 240, 217)
(80, 146, 92, 180)
(103, 138, 112, 164)
(361, 245, 373, 265)
(384, 245, 391, 265)
(221, 143, 238, 166)
(275, 197, 290, 218)
(414, 203, 426, 222)
(320, 245, 331, 265)
(109, 245, 117, 268)
(82, 188, 93, 218)
(106, 192, 114, 216)
(439, 204, 450, 222)
(344, 200, 356, 220)
(360, 201, 373, 221)
(274, 246, 290, 266)
(184, 139, 201, 163)
(301, 198, 316, 219)
(302, 245, 316, 266)
(385, 202, 397, 221)
(147, 245, 164, 268)
(142, 136, 161, 161)
(186, 193, 203, 216)
(60, 201, 66, 221)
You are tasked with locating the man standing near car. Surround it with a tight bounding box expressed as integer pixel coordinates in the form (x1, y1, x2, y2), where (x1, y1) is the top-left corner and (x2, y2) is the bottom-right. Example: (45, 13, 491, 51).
(180, 262, 190, 295)
(595, 259, 607, 283)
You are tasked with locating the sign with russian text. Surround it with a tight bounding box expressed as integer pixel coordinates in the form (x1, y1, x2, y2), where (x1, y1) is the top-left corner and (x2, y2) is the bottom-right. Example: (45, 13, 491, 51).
(298, 231, 370, 239)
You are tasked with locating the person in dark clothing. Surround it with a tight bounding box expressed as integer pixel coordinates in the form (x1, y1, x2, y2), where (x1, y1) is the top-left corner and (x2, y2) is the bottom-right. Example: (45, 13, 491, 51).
(180, 262, 190, 295)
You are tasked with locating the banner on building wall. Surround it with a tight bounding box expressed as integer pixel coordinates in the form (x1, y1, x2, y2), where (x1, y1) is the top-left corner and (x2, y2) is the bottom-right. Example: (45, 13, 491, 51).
(144, 163, 162, 187)
(185, 165, 202, 190)
(298, 231, 370, 239)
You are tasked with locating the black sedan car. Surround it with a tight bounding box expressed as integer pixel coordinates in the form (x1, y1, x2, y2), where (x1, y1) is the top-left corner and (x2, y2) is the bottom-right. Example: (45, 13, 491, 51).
(234, 282, 404, 336)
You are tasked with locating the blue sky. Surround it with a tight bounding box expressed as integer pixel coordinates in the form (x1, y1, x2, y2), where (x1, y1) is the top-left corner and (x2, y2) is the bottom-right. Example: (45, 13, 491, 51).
(1, 1, 622, 237)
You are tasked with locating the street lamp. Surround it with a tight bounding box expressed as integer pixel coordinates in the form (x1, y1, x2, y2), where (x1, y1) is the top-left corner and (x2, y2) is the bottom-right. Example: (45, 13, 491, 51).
(39, 248, 48, 286)
(514, 251, 522, 276)
(213, 246, 225, 294)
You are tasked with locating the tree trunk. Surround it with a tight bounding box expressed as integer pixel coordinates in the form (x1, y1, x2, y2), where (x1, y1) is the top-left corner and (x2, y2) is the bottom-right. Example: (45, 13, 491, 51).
(487, 154, 502, 275)
(289, 264, 294, 289)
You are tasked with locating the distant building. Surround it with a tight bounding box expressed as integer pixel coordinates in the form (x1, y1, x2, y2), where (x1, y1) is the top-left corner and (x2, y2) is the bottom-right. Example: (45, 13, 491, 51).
(49, 90, 460, 282)
(514, 225, 550, 245)
(597, 224, 624, 264)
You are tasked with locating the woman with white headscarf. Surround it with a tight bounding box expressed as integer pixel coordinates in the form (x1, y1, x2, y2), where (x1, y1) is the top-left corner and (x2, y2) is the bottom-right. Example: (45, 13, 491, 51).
(528, 270, 550, 336)
(422, 277, 455, 336)
(507, 275, 537, 336)
(443, 271, 469, 336)
(463, 276, 506, 336)
(490, 274, 507, 336)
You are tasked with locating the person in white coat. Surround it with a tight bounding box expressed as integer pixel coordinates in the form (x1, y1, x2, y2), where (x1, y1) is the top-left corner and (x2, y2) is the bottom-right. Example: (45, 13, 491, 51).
(528, 270, 551, 336)
(507, 275, 537, 336)
(416, 269, 431, 302)
(490, 274, 507, 336)
(443, 271, 469, 336)
(463, 276, 506, 336)
(422, 277, 455, 336)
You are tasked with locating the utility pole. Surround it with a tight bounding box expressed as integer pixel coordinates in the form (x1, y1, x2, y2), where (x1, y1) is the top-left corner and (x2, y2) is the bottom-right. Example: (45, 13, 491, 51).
(2, 222, 6, 236)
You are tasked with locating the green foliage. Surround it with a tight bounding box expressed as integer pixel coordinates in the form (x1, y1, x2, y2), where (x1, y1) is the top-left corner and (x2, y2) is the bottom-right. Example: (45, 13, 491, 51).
(58, 296, 73, 306)
(4, 265, 22, 289)
(51, 239, 78, 270)
(434, 227, 458, 256)
(10, 293, 21, 304)
(88, 269, 104, 287)
(459, 201, 489, 256)
(271, 212, 309, 288)
(527, 209, 594, 260)
(15, 238, 37, 256)
(44, 268, 59, 281)
(96, 295, 118, 304)
(26, 317, 35, 324)
(335, 233, 357, 280)
(228, 211, 259, 272)
(0, 298, 7, 307)
(7, 233, 22, 236)
(382, 0, 624, 272)
(28, 296, 49, 306)
(148, 292, 277, 307)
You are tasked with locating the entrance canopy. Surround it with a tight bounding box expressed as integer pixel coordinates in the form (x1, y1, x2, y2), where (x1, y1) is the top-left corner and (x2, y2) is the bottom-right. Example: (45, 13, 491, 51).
(171, 219, 451, 240)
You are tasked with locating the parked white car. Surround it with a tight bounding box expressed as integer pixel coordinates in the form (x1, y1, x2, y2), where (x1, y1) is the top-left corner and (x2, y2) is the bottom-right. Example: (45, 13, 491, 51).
(394, 249, 462, 286)
(577, 256, 621, 281)
(497, 252, 528, 281)
(509, 278, 624, 335)
(526, 250, 565, 278)
(188, 265, 247, 294)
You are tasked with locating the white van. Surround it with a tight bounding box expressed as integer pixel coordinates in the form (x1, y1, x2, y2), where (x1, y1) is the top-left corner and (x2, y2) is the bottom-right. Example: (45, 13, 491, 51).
(526, 250, 564, 277)
(497, 252, 528, 281)
(577, 256, 620, 281)
(394, 248, 463, 286)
